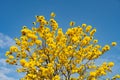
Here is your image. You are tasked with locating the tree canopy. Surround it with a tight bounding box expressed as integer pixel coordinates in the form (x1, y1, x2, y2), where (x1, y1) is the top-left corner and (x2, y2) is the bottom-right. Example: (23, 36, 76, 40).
(5, 12, 119, 80)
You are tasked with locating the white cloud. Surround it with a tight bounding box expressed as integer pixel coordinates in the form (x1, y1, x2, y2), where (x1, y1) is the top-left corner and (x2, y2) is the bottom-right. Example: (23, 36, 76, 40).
(0, 67, 13, 74)
(0, 33, 15, 48)
(0, 58, 24, 80)
(0, 73, 15, 80)
(0, 67, 16, 80)
(0, 58, 6, 66)
(0, 58, 18, 80)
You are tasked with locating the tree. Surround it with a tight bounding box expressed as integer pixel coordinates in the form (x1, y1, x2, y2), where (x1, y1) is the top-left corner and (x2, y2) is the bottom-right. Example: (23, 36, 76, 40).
(5, 12, 119, 80)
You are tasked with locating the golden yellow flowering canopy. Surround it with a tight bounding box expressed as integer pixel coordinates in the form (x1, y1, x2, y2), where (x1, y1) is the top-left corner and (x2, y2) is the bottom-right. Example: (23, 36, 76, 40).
(5, 12, 119, 80)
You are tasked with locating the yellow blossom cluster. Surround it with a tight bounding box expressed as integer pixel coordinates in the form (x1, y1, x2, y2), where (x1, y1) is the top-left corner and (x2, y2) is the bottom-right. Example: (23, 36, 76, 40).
(5, 12, 118, 80)
(88, 62, 114, 80)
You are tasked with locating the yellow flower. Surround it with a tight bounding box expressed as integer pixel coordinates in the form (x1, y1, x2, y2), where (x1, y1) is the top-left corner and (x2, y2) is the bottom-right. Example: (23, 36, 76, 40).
(50, 12, 56, 18)
(39, 58, 43, 63)
(20, 36, 28, 41)
(8, 55, 14, 59)
(52, 75, 60, 80)
(84, 36, 91, 41)
(50, 18, 55, 22)
(71, 36, 79, 42)
(102, 45, 110, 52)
(82, 23, 87, 27)
(113, 74, 120, 79)
(27, 33, 38, 40)
(15, 38, 21, 45)
(67, 46, 73, 50)
(93, 39, 98, 44)
(10, 46, 18, 52)
(35, 40, 42, 45)
(90, 72, 96, 77)
(104, 45, 110, 50)
(28, 74, 33, 77)
(50, 18, 58, 31)
(20, 59, 27, 66)
(48, 63, 53, 67)
(36, 16, 45, 22)
(91, 78, 97, 80)
(5, 51, 12, 56)
(22, 26, 27, 29)
(21, 28, 28, 35)
(86, 25, 92, 32)
(108, 62, 114, 67)
(111, 42, 117, 46)
(21, 52, 27, 58)
(6, 59, 10, 63)
(58, 28, 63, 36)
(72, 69, 78, 73)
(101, 71, 106, 75)
(40, 19, 47, 25)
(90, 28, 96, 36)
(17, 69, 21, 73)
(70, 21, 75, 26)
(32, 22, 36, 26)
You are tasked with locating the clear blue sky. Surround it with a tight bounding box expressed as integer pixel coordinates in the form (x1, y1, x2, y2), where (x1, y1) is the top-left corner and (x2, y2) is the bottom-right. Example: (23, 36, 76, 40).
(0, 0, 120, 79)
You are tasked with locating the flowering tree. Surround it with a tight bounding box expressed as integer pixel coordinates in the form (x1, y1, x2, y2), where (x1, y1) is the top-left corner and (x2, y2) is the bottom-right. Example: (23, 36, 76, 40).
(5, 12, 119, 80)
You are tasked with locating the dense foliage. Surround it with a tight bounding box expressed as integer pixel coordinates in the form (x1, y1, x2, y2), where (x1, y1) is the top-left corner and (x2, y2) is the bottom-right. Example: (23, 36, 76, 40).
(5, 12, 119, 80)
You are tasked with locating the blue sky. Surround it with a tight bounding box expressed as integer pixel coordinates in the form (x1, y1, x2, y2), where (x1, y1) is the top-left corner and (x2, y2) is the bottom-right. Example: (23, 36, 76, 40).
(0, 0, 120, 79)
